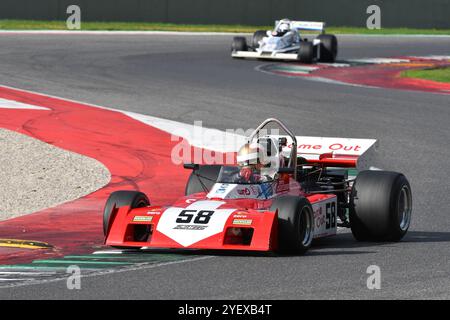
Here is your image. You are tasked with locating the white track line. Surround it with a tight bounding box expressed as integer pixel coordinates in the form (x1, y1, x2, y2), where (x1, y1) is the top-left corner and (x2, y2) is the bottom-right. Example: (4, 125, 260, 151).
(0, 278, 33, 281)
(0, 84, 246, 153)
(92, 250, 126, 255)
(0, 272, 56, 275)
(0, 256, 213, 289)
(0, 98, 50, 110)
(411, 55, 450, 60)
(122, 110, 246, 153)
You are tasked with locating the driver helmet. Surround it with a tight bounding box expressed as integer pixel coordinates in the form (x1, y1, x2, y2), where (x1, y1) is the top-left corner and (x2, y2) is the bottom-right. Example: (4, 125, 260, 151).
(274, 19, 291, 36)
(236, 139, 279, 182)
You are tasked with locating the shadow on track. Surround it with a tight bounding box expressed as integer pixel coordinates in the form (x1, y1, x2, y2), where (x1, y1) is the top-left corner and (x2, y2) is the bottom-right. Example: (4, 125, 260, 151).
(402, 231, 450, 243)
(101, 230, 450, 259)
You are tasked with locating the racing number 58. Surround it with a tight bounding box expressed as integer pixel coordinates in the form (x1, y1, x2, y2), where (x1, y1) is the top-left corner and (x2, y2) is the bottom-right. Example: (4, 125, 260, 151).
(326, 202, 336, 229)
(176, 209, 214, 224)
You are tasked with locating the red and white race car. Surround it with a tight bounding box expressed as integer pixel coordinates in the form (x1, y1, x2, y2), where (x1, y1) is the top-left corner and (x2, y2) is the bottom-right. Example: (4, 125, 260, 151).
(103, 118, 412, 254)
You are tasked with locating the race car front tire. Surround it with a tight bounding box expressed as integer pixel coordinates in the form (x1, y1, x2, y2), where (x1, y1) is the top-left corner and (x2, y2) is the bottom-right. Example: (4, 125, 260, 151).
(271, 196, 314, 254)
(103, 190, 150, 236)
(252, 30, 267, 49)
(350, 170, 412, 242)
(317, 34, 338, 62)
(185, 165, 222, 196)
(298, 41, 314, 64)
(231, 37, 248, 53)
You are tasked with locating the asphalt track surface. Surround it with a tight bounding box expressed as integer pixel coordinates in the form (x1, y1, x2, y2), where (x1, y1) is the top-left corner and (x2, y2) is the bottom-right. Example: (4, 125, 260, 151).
(0, 34, 450, 299)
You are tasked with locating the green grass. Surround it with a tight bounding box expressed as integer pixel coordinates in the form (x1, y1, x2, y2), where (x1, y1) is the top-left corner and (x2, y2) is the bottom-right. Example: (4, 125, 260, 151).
(402, 67, 450, 83)
(1, 19, 449, 35)
(0, 20, 267, 32)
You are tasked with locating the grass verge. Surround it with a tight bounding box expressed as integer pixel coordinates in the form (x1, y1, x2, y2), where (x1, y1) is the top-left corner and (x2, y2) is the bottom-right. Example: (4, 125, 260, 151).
(0, 20, 449, 35)
(401, 67, 450, 83)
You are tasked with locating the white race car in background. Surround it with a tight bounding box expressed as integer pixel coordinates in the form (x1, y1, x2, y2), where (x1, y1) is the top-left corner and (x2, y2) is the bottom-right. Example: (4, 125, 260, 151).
(231, 19, 338, 63)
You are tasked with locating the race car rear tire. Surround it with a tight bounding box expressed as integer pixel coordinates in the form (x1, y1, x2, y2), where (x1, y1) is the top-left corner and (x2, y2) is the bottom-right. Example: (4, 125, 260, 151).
(317, 34, 338, 62)
(185, 165, 222, 196)
(271, 196, 314, 254)
(350, 170, 412, 242)
(103, 190, 150, 236)
(298, 41, 314, 64)
(231, 37, 248, 53)
(252, 30, 267, 49)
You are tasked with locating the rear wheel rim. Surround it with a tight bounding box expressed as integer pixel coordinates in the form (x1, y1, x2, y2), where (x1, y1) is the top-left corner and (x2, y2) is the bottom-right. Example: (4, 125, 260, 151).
(398, 185, 412, 231)
(299, 207, 314, 247)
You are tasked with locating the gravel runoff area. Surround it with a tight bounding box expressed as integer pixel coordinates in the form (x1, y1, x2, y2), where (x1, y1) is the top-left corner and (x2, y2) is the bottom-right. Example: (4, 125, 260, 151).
(0, 129, 110, 221)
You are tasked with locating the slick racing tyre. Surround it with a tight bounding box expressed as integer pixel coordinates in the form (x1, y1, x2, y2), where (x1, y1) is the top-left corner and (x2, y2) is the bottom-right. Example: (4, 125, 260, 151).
(252, 30, 267, 49)
(350, 170, 412, 242)
(231, 37, 248, 53)
(317, 34, 338, 62)
(103, 190, 150, 236)
(271, 196, 314, 254)
(185, 165, 222, 196)
(298, 41, 314, 64)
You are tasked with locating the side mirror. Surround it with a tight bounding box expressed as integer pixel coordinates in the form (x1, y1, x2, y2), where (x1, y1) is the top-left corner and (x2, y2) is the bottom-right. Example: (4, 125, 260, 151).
(183, 163, 199, 170)
(278, 167, 294, 174)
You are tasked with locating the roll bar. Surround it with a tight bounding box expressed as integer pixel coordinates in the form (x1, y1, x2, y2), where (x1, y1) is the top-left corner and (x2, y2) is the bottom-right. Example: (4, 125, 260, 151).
(248, 118, 298, 178)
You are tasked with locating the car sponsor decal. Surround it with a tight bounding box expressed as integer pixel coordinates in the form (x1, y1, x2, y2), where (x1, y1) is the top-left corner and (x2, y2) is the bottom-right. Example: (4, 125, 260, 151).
(156, 200, 235, 247)
(133, 216, 153, 222)
(232, 219, 253, 226)
(249, 185, 261, 196)
(173, 225, 207, 230)
(233, 212, 248, 218)
(275, 180, 289, 193)
(207, 183, 271, 200)
(237, 187, 251, 196)
(260, 183, 274, 198)
(146, 208, 162, 215)
(146, 211, 161, 215)
(312, 197, 337, 238)
(215, 184, 229, 194)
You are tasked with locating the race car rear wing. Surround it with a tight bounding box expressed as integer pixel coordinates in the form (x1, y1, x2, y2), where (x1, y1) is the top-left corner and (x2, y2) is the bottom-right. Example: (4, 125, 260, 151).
(247, 119, 377, 172)
(279, 136, 378, 170)
(276, 20, 326, 33)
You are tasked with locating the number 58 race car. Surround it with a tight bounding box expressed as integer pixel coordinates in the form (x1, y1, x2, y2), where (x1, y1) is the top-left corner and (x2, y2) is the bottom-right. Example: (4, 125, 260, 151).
(103, 118, 412, 254)
(231, 18, 338, 63)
